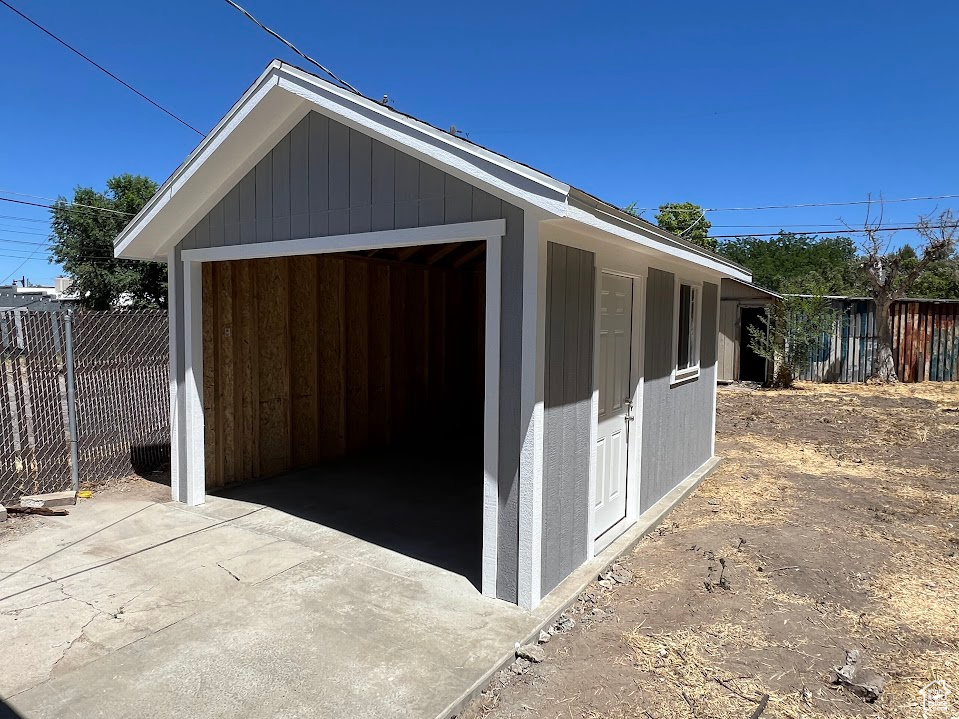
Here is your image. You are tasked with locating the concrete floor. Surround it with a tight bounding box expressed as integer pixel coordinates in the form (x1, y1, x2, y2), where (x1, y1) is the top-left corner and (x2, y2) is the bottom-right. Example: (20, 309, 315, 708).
(0, 456, 533, 719)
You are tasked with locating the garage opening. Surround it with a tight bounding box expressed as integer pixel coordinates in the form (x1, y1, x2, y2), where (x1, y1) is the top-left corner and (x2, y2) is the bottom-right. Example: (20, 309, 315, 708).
(200, 241, 487, 588)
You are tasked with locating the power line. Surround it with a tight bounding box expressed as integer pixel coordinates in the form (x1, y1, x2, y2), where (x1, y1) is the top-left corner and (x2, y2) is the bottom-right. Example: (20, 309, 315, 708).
(0, 224, 54, 236)
(0, 0, 204, 136)
(0, 237, 53, 248)
(0, 196, 133, 217)
(710, 221, 922, 229)
(219, 0, 361, 95)
(0, 189, 132, 215)
(710, 225, 937, 238)
(629, 193, 959, 214)
(0, 214, 51, 224)
(0, 244, 47, 284)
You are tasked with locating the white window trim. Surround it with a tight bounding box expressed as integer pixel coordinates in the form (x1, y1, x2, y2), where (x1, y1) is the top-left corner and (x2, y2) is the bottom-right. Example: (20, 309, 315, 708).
(671, 277, 703, 386)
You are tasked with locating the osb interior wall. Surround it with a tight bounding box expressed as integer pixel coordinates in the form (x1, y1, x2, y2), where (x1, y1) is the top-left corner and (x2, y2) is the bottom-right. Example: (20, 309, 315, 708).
(201, 253, 485, 489)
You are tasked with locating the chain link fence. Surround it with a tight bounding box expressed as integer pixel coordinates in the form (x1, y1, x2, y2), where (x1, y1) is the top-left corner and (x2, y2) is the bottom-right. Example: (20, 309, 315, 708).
(0, 309, 169, 505)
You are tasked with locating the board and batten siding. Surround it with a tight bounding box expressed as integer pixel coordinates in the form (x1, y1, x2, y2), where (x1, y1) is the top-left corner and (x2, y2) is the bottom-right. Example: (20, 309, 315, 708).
(170, 110, 525, 603)
(641, 270, 718, 512)
(541, 243, 596, 597)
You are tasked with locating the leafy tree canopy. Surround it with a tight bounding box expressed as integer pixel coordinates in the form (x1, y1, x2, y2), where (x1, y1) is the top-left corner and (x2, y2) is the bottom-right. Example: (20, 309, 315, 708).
(654, 202, 715, 251)
(50, 174, 164, 310)
(718, 232, 864, 295)
(886, 244, 959, 299)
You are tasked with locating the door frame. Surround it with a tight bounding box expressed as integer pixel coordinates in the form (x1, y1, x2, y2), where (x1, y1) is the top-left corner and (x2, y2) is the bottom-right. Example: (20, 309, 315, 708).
(171, 218, 506, 599)
(589, 268, 646, 555)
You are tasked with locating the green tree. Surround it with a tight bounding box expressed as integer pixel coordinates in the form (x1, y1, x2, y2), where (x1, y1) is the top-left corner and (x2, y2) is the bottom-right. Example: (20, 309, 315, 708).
(748, 292, 838, 388)
(888, 244, 959, 299)
(718, 232, 862, 294)
(50, 174, 164, 310)
(654, 202, 715, 251)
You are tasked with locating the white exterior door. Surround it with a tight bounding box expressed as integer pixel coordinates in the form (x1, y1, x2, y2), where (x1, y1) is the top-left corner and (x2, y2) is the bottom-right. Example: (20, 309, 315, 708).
(595, 272, 634, 539)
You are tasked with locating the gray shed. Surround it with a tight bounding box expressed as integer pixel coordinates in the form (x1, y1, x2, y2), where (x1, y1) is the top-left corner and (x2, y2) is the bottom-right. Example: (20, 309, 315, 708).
(718, 278, 781, 384)
(115, 60, 751, 610)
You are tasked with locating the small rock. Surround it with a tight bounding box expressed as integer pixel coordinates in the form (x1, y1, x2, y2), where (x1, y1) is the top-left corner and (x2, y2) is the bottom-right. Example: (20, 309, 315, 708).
(707, 499, 719, 506)
(550, 615, 575, 634)
(835, 649, 885, 702)
(0, 504, 6, 522)
(591, 608, 606, 619)
(608, 564, 633, 584)
(597, 579, 614, 589)
(516, 644, 545, 663)
(510, 658, 531, 675)
(537, 630, 551, 644)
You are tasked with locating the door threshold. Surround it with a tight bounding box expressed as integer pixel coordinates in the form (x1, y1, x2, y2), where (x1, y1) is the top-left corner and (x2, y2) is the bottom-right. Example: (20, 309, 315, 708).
(593, 514, 632, 554)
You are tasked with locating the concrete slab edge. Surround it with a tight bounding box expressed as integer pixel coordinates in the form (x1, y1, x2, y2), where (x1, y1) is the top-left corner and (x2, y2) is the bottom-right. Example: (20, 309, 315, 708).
(436, 455, 723, 719)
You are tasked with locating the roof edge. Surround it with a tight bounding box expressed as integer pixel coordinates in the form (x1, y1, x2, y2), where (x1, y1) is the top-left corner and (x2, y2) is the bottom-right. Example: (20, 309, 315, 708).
(567, 189, 752, 280)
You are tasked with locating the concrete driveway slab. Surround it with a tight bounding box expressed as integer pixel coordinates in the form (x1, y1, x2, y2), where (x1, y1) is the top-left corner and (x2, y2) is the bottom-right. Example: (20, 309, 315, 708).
(0, 484, 543, 719)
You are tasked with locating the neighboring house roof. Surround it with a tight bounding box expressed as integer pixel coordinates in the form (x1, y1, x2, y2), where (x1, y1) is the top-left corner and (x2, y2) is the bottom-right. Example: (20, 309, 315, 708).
(720, 277, 782, 301)
(115, 60, 750, 281)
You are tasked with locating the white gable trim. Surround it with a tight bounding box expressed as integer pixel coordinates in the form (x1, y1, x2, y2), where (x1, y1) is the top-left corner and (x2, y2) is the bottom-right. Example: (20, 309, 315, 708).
(115, 61, 568, 261)
(179, 219, 505, 263)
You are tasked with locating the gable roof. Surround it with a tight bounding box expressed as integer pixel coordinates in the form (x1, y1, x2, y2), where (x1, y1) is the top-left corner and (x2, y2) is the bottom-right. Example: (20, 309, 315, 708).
(114, 60, 750, 281)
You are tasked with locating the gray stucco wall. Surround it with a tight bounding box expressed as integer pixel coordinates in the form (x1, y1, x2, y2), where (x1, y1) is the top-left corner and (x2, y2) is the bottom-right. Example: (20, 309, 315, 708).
(640, 269, 718, 512)
(541, 243, 595, 596)
(172, 111, 524, 603)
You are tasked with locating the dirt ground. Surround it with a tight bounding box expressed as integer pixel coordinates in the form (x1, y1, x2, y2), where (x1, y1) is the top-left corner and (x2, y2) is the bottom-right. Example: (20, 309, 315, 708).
(460, 382, 959, 719)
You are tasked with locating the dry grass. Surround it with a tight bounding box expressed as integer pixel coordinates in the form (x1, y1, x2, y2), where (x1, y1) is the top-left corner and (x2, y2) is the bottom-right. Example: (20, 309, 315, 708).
(783, 380, 959, 406)
(623, 623, 845, 719)
(869, 549, 959, 641)
(463, 382, 959, 719)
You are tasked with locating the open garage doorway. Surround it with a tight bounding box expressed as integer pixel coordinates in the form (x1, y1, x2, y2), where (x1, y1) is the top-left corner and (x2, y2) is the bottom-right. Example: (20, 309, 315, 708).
(200, 241, 489, 589)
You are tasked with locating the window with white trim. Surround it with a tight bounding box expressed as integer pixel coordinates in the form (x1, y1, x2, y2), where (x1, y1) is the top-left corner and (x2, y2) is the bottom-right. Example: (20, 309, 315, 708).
(673, 280, 701, 382)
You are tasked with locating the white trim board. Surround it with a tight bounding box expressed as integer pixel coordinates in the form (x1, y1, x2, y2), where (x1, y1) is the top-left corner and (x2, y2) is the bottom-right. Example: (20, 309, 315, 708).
(180, 220, 506, 263)
(169, 219, 506, 601)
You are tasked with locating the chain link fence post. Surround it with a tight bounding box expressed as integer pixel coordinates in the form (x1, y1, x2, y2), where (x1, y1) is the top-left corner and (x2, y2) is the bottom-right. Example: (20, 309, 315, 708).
(63, 310, 80, 492)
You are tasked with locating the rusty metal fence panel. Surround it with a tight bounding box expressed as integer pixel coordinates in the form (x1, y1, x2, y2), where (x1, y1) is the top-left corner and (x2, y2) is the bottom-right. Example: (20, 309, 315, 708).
(801, 299, 959, 383)
(0, 309, 169, 505)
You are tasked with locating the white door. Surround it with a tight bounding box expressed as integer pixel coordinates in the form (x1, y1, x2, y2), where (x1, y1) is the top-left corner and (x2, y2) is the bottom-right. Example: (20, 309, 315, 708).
(595, 272, 634, 539)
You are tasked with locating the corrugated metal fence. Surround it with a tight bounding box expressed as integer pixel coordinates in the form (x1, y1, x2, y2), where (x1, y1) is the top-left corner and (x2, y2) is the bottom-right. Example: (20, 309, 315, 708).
(801, 298, 959, 383)
(0, 309, 169, 505)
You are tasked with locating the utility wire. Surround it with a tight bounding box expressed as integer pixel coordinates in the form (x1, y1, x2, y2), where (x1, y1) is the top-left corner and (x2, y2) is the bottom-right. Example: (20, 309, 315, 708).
(629, 193, 959, 214)
(710, 225, 941, 238)
(219, 0, 361, 95)
(0, 225, 54, 236)
(0, 197, 133, 217)
(0, 244, 47, 284)
(0, 0, 204, 136)
(0, 189, 133, 215)
(0, 214, 52, 224)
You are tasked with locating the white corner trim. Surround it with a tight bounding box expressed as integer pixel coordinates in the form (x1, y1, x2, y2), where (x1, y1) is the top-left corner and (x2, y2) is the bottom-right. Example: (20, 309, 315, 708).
(181, 259, 206, 507)
(518, 216, 543, 610)
(180, 220, 506, 263)
(482, 236, 502, 599)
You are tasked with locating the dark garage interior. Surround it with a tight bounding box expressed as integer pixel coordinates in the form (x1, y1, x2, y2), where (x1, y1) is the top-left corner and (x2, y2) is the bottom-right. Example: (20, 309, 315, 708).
(201, 241, 487, 586)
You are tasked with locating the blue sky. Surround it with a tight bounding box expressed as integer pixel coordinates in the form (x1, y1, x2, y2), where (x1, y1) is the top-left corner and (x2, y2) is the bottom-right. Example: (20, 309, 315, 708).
(1, 0, 956, 285)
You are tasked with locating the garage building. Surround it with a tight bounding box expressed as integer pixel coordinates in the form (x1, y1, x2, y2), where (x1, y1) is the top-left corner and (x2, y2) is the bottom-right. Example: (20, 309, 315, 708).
(115, 61, 752, 610)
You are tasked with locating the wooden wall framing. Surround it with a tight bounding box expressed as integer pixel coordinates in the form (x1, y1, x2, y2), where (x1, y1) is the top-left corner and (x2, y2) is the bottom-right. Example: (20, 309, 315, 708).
(201, 251, 485, 489)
